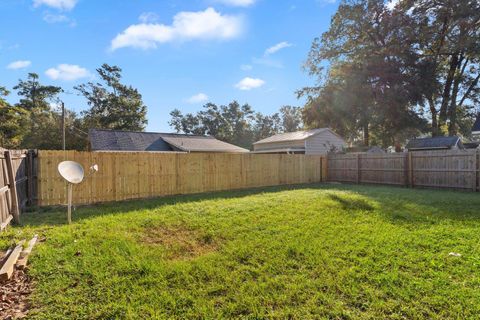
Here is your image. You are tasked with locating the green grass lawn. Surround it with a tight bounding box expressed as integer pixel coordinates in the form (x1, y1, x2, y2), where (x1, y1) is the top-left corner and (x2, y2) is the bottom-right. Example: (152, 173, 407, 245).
(2, 184, 480, 319)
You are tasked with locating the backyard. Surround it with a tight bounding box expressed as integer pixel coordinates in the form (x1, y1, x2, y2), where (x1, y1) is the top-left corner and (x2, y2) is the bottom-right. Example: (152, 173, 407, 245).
(2, 184, 480, 319)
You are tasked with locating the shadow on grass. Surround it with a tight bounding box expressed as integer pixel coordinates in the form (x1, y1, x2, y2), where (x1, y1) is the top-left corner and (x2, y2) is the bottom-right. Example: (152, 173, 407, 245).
(326, 193, 375, 211)
(19, 184, 330, 227)
(18, 182, 480, 228)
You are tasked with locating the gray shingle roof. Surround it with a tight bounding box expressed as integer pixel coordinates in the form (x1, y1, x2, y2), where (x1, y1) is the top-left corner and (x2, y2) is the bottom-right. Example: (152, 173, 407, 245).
(405, 136, 462, 150)
(253, 128, 329, 145)
(472, 113, 480, 133)
(161, 136, 249, 153)
(89, 129, 249, 153)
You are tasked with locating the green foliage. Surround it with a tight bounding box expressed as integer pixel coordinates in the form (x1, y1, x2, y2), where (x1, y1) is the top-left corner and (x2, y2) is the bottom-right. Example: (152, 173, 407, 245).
(13, 73, 62, 111)
(0, 87, 29, 148)
(10, 74, 88, 150)
(169, 102, 304, 148)
(279, 105, 303, 132)
(4, 185, 480, 318)
(76, 64, 148, 131)
(302, 0, 480, 144)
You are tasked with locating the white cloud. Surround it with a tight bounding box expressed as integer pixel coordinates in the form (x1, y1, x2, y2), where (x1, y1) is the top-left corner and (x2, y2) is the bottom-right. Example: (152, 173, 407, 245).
(45, 64, 90, 81)
(235, 77, 265, 90)
(42, 12, 76, 26)
(33, 0, 78, 11)
(111, 8, 243, 51)
(186, 93, 209, 104)
(240, 64, 252, 71)
(7, 60, 31, 70)
(139, 12, 159, 23)
(264, 41, 292, 56)
(216, 0, 256, 7)
(43, 13, 69, 23)
(252, 57, 283, 68)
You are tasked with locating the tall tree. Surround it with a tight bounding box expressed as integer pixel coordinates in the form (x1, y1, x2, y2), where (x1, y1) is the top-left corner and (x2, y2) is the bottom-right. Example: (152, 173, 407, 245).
(253, 112, 281, 142)
(169, 101, 256, 148)
(0, 86, 29, 148)
(76, 64, 148, 131)
(404, 0, 480, 135)
(13, 73, 67, 149)
(279, 106, 303, 132)
(299, 0, 436, 145)
(13, 73, 62, 110)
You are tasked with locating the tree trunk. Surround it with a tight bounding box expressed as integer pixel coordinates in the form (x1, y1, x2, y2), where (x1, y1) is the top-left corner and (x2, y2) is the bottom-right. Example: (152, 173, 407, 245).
(438, 53, 460, 129)
(428, 97, 439, 136)
(363, 124, 369, 146)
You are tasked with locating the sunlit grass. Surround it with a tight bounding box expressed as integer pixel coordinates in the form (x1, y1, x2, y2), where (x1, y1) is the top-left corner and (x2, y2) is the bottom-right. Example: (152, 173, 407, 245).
(2, 184, 480, 319)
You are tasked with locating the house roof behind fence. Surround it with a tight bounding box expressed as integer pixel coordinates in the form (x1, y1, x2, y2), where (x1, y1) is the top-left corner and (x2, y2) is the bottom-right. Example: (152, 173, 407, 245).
(89, 129, 249, 153)
(161, 136, 249, 153)
(253, 128, 331, 145)
(405, 136, 462, 150)
(472, 114, 480, 133)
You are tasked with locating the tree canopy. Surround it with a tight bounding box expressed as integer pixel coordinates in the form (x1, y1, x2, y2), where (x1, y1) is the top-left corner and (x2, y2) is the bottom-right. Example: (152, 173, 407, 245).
(169, 102, 304, 149)
(75, 64, 148, 131)
(301, 0, 480, 146)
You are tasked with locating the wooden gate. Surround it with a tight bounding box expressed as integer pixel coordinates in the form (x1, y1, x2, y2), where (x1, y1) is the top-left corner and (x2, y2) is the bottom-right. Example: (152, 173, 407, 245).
(0, 148, 37, 231)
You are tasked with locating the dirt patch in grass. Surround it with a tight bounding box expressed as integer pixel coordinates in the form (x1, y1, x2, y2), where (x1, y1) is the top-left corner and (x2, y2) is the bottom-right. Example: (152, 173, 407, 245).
(0, 269, 33, 319)
(140, 225, 220, 260)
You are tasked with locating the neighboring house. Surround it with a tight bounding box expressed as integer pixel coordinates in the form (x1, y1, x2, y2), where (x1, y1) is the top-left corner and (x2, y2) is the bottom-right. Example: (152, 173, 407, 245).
(472, 113, 480, 140)
(252, 128, 346, 155)
(405, 136, 464, 151)
(366, 146, 386, 154)
(88, 129, 249, 153)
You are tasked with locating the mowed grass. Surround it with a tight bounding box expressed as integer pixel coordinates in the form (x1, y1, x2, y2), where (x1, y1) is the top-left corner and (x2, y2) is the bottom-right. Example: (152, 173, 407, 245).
(2, 184, 480, 319)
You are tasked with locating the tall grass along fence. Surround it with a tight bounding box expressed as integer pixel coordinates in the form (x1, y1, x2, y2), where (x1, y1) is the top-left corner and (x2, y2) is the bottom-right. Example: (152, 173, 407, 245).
(37, 151, 326, 206)
(327, 150, 479, 191)
(0, 148, 37, 230)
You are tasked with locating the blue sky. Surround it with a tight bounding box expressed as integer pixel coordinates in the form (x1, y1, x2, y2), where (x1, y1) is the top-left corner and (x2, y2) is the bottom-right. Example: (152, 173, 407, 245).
(0, 0, 339, 132)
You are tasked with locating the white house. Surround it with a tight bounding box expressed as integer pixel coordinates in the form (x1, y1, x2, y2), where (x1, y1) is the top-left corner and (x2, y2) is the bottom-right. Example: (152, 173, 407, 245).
(252, 128, 346, 155)
(472, 113, 480, 140)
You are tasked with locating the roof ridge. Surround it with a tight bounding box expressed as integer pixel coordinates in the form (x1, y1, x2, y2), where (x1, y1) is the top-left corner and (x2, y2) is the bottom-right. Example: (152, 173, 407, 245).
(90, 128, 211, 138)
(253, 128, 329, 145)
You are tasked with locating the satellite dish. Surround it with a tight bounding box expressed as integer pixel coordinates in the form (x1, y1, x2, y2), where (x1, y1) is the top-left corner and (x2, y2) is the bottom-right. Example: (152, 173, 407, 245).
(57, 161, 97, 224)
(58, 161, 84, 184)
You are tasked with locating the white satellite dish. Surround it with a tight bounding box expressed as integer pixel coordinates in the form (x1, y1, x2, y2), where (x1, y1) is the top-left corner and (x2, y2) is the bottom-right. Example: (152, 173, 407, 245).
(58, 161, 98, 224)
(58, 161, 84, 184)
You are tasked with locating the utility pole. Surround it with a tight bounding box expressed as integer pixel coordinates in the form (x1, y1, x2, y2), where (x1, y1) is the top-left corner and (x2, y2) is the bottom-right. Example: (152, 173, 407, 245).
(61, 102, 66, 150)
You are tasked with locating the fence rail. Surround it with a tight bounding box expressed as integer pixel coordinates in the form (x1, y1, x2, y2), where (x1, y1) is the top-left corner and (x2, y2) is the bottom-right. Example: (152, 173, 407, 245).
(37, 151, 327, 206)
(0, 148, 37, 230)
(5, 148, 479, 210)
(327, 150, 480, 191)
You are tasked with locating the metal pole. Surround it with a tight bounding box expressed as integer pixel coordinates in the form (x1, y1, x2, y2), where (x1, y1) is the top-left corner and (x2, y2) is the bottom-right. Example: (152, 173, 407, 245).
(61, 102, 66, 150)
(67, 183, 72, 224)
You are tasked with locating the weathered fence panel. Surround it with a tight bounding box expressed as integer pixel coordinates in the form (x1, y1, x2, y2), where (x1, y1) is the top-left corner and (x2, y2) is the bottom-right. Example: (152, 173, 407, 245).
(411, 150, 478, 191)
(0, 148, 37, 230)
(37, 151, 326, 206)
(326, 154, 358, 183)
(327, 150, 480, 191)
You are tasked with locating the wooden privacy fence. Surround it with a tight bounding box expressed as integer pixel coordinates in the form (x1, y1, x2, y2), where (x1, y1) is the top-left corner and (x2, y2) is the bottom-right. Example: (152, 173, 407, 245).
(37, 151, 326, 206)
(0, 148, 37, 230)
(327, 150, 480, 191)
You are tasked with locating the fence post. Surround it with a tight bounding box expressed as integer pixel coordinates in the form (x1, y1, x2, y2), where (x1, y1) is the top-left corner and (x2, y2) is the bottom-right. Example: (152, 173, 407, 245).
(324, 155, 328, 182)
(356, 154, 361, 184)
(26, 150, 34, 206)
(404, 153, 408, 187)
(5, 151, 20, 224)
(408, 152, 414, 188)
(474, 151, 478, 192)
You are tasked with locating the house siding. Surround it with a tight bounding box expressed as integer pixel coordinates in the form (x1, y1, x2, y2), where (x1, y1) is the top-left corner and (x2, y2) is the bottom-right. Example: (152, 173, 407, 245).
(305, 130, 346, 155)
(253, 140, 305, 152)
